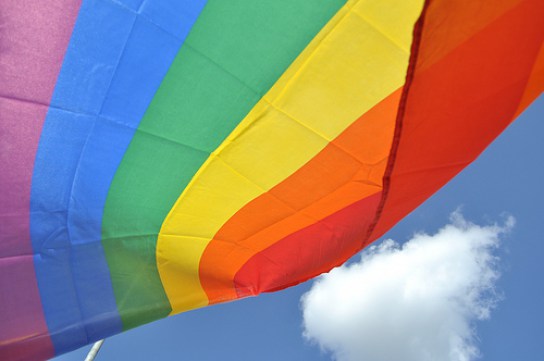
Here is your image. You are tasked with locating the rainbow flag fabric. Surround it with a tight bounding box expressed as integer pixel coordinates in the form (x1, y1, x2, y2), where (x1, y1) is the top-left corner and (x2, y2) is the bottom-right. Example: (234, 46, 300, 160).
(1, 0, 542, 359)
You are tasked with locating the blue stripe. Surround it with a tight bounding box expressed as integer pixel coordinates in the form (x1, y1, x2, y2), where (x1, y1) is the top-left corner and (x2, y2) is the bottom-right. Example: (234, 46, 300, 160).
(30, 0, 206, 354)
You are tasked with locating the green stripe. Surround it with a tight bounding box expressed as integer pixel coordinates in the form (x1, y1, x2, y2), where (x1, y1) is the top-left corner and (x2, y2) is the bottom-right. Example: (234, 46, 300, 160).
(102, 0, 345, 330)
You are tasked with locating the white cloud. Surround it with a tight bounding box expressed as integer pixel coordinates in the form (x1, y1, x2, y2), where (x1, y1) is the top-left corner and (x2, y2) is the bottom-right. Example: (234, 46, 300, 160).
(301, 212, 513, 361)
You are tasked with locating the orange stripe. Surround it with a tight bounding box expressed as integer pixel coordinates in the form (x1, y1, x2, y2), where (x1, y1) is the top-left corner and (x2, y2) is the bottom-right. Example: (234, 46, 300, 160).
(199, 88, 403, 303)
(515, 42, 544, 117)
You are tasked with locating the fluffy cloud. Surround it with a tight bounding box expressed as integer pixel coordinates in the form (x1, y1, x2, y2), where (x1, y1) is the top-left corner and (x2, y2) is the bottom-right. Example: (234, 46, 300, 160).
(301, 212, 513, 361)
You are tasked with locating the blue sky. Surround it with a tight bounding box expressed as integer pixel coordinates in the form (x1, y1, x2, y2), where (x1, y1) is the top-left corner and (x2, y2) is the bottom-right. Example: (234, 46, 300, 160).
(54, 95, 543, 361)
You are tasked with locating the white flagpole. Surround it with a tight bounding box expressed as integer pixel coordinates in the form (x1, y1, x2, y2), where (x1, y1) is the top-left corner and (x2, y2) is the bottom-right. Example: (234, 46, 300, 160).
(84, 339, 105, 361)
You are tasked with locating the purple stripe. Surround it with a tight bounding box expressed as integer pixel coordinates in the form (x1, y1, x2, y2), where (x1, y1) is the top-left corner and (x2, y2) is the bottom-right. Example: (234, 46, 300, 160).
(0, 1, 81, 359)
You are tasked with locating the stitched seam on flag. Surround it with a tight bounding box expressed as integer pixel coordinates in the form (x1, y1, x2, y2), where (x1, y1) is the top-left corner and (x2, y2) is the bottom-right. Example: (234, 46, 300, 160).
(364, 3, 430, 241)
(363, 0, 431, 245)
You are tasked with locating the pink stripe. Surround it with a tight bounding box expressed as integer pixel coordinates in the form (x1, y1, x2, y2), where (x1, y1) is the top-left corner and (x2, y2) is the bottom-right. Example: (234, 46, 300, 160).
(0, 1, 81, 359)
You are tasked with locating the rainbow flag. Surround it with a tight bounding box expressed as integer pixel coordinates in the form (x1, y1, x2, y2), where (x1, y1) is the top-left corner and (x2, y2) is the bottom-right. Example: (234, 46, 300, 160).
(1, 0, 542, 359)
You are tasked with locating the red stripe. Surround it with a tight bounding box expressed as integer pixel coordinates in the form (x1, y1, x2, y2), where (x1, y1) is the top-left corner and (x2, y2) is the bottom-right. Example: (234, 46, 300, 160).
(234, 192, 382, 296)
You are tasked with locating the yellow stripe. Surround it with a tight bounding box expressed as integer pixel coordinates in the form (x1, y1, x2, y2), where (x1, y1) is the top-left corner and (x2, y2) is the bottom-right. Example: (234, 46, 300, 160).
(157, 0, 424, 314)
